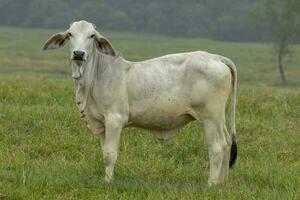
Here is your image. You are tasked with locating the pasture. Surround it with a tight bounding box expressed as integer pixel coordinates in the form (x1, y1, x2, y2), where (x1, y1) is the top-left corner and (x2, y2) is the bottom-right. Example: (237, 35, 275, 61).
(0, 27, 299, 199)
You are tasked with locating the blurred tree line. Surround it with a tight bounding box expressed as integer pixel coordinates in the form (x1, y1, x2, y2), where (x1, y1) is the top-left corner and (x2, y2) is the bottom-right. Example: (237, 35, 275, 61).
(0, 0, 264, 41)
(0, 0, 299, 43)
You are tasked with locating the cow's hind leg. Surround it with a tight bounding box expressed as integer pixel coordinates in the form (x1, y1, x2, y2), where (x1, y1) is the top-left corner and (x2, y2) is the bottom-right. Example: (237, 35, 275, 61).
(220, 124, 231, 180)
(198, 104, 231, 185)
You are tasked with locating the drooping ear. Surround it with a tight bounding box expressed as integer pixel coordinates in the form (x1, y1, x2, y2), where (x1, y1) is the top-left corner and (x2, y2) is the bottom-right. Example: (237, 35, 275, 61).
(95, 32, 116, 57)
(43, 32, 69, 50)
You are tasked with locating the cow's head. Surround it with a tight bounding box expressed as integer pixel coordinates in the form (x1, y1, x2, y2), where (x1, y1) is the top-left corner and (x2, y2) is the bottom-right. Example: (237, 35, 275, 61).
(43, 20, 116, 64)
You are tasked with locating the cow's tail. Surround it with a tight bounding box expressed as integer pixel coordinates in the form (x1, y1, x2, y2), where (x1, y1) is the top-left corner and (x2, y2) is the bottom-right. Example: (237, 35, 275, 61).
(221, 57, 237, 168)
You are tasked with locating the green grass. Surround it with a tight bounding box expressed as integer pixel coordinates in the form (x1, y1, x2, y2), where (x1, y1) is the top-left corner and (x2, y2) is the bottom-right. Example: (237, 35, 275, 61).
(0, 27, 299, 199)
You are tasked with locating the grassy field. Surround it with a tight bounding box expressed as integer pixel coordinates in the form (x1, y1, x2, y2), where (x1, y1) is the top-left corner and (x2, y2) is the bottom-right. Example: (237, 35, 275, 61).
(0, 27, 299, 199)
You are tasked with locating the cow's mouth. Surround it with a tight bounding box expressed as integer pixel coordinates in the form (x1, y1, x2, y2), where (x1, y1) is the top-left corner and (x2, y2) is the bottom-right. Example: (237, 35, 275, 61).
(73, 57, 84, 61)
(72, 58, 86, 65)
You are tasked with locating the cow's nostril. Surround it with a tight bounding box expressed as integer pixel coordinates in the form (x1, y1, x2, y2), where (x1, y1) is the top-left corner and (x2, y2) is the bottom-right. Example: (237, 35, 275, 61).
(73, 51, 85, 56)
(73, 51, 85, 60)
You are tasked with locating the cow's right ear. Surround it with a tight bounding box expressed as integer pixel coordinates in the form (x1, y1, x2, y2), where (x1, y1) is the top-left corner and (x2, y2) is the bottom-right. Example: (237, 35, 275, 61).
(43, 32, 69, 50)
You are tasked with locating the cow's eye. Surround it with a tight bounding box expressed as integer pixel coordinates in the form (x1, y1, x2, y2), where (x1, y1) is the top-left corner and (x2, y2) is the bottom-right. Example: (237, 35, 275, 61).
(90, 34, 95, 39)
(67, 32, 72, 37)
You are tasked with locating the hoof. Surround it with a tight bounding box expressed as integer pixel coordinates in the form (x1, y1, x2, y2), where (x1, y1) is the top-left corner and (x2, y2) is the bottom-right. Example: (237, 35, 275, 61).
(104, 176, 113, 184)
(208, 179, 221, 186)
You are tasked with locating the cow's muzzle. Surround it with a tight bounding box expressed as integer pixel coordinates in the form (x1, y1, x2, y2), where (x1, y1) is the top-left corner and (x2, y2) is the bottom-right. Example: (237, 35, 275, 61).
(72, 50, 85, 61)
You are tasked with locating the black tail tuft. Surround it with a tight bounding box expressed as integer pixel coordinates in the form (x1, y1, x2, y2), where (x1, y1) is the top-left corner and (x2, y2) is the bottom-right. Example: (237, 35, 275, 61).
(229, 135, 237, 168)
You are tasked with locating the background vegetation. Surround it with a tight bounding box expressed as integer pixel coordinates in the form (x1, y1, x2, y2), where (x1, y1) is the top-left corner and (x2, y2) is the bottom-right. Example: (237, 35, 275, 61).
(1, 0, 298, 41)
(0, 27, 299, 199)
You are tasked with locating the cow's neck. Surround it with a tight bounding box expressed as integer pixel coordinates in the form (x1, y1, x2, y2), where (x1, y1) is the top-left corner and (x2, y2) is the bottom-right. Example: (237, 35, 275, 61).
(72, 50, 122, 114)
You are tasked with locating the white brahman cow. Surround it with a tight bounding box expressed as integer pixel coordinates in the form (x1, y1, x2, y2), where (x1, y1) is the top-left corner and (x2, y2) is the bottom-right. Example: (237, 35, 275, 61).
(43, 20, 237, 185)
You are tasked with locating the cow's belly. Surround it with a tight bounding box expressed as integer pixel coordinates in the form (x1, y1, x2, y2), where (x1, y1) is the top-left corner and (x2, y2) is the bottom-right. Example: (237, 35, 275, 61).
(128, 97, 195, 131)
(130, 111, 194, 130)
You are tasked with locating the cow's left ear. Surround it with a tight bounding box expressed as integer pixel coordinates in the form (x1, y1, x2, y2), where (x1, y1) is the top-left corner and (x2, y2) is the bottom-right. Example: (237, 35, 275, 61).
(43, 32, 69, 50)
(95, 32, 116, 57)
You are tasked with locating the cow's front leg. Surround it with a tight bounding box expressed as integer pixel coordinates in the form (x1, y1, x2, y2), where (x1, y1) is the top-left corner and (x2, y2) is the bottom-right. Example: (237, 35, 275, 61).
(101, 115, 123, 183)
